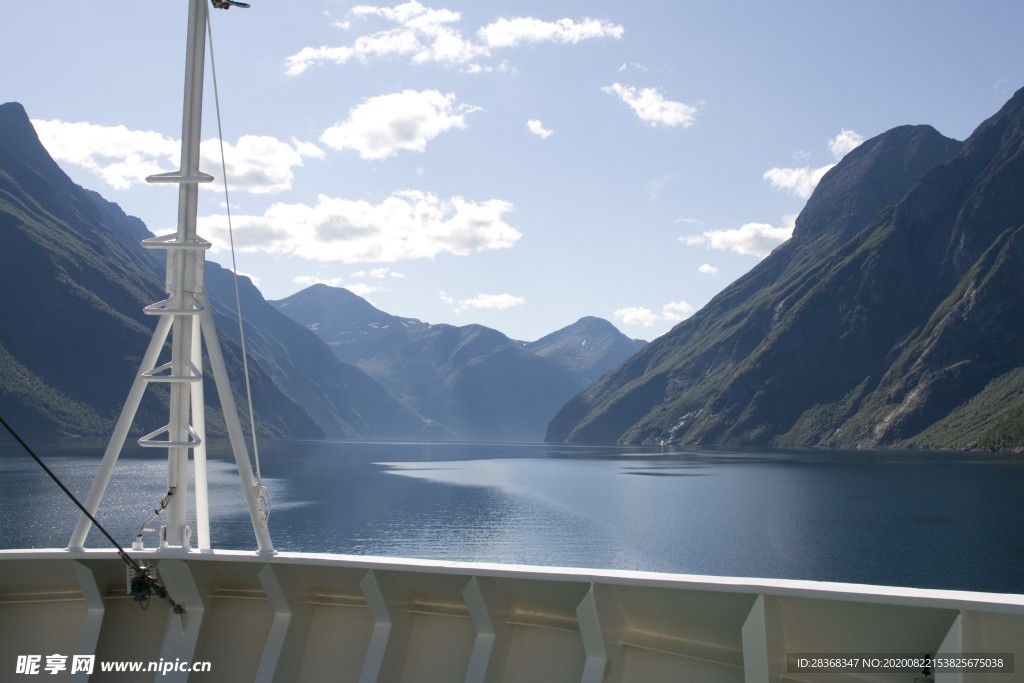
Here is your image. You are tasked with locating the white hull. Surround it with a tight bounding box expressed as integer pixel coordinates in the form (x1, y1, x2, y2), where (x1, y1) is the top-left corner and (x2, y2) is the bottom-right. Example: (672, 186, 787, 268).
(2, 549, 1021, 682)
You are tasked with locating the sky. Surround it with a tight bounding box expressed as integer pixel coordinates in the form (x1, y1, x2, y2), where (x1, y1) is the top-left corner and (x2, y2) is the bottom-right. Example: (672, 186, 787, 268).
(4, 1, 1024, 342)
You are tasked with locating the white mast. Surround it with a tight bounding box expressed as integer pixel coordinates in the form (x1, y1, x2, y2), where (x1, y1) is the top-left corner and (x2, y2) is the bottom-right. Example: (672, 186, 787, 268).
(69, 0, 272, 554)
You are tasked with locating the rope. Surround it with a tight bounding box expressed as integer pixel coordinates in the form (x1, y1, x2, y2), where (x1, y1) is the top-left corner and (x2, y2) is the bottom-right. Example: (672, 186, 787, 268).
(0, 414, 184, 614)
(206, 13, 263, 483)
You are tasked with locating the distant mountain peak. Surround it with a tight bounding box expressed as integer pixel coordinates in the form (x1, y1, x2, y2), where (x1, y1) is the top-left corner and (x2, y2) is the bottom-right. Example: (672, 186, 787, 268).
(527, 316, 646, 381)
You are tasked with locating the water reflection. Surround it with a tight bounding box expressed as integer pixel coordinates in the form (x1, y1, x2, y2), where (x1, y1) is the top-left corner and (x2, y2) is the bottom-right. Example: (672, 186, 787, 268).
(2, 439, 1022, 593)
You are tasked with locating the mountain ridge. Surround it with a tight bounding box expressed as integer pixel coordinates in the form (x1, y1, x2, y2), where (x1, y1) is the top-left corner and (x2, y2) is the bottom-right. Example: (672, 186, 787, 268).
(272, 285, 644, 441)
(548, 87, 1024, 451)
(0, 101, 434, 440)
(2, 100, 644, 442)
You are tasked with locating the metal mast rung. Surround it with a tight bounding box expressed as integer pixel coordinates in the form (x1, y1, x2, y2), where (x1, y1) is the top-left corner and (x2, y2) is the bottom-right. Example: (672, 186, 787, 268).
(142, 234, 212, 251)
(146, 170, 215, 184)
(141, 361, 203, 383)
(138, 425, 203, 449)
(144, 298, 205, 316)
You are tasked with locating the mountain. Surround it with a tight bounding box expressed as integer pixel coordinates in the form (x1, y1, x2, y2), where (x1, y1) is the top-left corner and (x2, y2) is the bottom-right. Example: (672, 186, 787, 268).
(548, 87, 1024, 451)
(200, 268, 438, 440)
(273, 285, 644, 441)
(272, 283, 427, 365)
(0, 102, 434, 440)
(526, 316, 647, 383)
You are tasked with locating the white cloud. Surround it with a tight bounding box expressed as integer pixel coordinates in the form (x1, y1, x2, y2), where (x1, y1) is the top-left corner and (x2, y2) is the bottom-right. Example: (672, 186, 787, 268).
(526, 119, 553, 139)
(285, 46, 356, 75)
(456, 293, 526, 312)
(351, 2, 461, 27)
(439, 290, 454, 305)
(614, 300, 695, 327)
(762, 165, 832, 199)
(285, 2, 622, 75)
(697, 263, 719, 275)
(683, 221, 793, 258)
(763, 129, 864, 199)
(614, 306, 659, 327)
(477, 17, 623, 48)
(344, 282, 381, 298)
(293, 275, 346, 288)
(617, 60, 649, 73)
(662, 300, 694, 322)
(32, 119, 178, 190)
(234, 270, 260, 287)
(464, 59, 515, 75)
(200, 190, 521, 263)
(204, 135, 325, 194)
(602, 83, 697, 128)
(828, 129, 864, 159)
(320, 90, 476, 160)
(32, 119, 321, 194)
(353, 267, 405, 279)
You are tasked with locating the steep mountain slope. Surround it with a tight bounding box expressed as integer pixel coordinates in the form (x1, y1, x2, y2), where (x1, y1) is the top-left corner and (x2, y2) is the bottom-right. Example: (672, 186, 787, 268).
(0, 102, 431, 440)
(202, 269, 438, 440)
(273, 286, 644, 441)
(549, 89, 1024, 450)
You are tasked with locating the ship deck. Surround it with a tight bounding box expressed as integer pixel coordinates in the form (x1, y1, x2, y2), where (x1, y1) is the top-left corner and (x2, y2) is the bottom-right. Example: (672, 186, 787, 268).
(1, 549, 1021, 682)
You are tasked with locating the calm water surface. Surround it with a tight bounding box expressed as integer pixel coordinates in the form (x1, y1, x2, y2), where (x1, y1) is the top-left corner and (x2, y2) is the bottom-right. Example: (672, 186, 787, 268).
(1, 438, 1021, 594)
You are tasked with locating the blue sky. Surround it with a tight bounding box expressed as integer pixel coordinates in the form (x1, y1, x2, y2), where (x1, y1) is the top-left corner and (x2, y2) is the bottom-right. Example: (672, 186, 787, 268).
(4, 1, 1024, 341)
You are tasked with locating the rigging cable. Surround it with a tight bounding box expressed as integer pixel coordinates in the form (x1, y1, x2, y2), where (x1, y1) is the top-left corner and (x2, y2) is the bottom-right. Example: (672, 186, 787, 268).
(205, 14, 266, 504)
(0, 414, 184, 614)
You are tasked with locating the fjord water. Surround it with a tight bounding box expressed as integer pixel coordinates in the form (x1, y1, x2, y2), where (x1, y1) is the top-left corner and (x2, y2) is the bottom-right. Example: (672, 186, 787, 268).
(1, 439, 1021, 594)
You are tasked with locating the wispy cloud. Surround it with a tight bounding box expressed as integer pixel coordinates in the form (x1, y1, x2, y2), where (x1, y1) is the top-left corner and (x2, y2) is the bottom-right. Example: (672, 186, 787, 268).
(616, 60, 649, 73)
(200, 190, 521, 263)
(614, 306, 659, 327)
(455, 292, 526, 312)
(32, 119, 323, 194)
(601, 83, 697, 128)
(477, 16, 623, 48)
(763, 129, 864, 199)
(293, 275, 346, 288)
(526, 119, 553, 139)
(828, 129, 864, 159)
(661, 300, 695, 322)
(697, 263, 719, 275)
(285, 2, 623, 75)
(320, 90, 478, 160)
(647, 176, 672, 202)
(343, 282, 381, 298)
(352, 267, 405, 279)
(682, 218, 794, 258)
(761, 166, 832, 199)
(614, 300, 694, 327)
